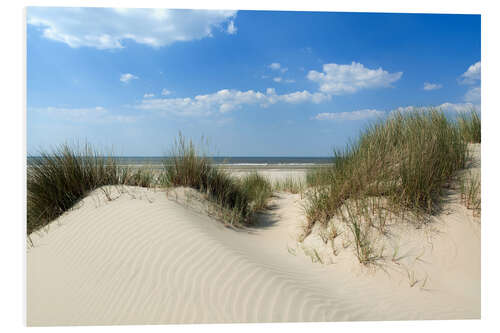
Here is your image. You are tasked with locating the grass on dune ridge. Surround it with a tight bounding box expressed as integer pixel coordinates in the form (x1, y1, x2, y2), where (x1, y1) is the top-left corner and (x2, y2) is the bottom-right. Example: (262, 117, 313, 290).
(163, 134, 273, 225)
(303, 108, 479, 264)
(27, 144, 156, 235)
(27, 135, 274, 235)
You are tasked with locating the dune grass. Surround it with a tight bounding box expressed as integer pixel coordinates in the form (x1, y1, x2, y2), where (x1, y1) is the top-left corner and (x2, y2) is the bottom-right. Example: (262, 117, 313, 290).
(27, 135, 275, 235)
(306, 166, 336, 188)
(457, 110, 481, 143)
(460, 171, 481, 216)
(272, 176, 306, 194)
(303, 109, 470, 264)
(240, 172, 273, 211)
(163, 134, 272, 225)
(27, 144, 159, 235)
(119, 166, 156, 187)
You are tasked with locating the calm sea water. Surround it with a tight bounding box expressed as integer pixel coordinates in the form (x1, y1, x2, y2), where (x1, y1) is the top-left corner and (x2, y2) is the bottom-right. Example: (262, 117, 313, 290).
(28, 156, 333, 166)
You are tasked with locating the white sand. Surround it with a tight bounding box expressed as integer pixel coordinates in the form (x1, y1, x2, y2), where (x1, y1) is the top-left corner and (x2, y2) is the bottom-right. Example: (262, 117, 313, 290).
(27, 147, 480, 326)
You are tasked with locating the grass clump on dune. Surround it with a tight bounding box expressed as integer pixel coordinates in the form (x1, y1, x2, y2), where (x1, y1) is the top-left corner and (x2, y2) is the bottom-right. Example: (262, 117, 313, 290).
(27, 144, 120, 235)
(163, 134, 272, 225)
(304, 109, 469, 264)
(457, 110, 481, 143)
(27, 144, 156, 235)
(119, 166, 156, 187)
(460, 171, 481, 216)
(306, 166, 336, 188)
(27, 144, 133, 235)
(240, 172, 273, 211)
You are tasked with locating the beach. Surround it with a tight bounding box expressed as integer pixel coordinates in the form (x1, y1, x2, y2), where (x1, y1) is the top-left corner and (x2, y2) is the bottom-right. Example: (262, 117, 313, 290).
(26, 145, 480, 326)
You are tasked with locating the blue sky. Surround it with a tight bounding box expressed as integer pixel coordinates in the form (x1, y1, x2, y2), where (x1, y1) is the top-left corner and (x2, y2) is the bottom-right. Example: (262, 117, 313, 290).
(27, 8, 481, 156)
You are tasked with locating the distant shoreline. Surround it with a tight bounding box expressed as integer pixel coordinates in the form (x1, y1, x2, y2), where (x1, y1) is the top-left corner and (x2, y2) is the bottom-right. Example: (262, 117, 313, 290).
(27, 156, 334, 171)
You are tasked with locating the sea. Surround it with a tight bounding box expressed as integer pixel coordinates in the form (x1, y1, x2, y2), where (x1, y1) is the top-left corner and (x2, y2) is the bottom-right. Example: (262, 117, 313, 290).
(28, 156, 333, 169)
(116, 156, 332, 165)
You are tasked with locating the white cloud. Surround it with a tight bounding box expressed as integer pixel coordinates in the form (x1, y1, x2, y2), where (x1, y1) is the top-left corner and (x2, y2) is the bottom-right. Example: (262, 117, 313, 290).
(464, 87, 481, 103)
(460, 61, 481, 84)
(315, 109, 386, 121)
(307, 62, 403, 95)
(227, 20, 237, 34)
(161, 89, 171, 96)
(393, 106, 417, 113)
(144, 93, 155, 98)
(316, 102, 481, 121)
(135, 88, 329, 116)
(27, 7, 237, 49)
(268, 63, 287, 73)
(394, 102, 480, 114)
(273, 77, 282, 83)
(278, 90, 330, 104)
(438, 102, 480, 113)
(30, 106, 138, 123)
(120, 73, 138, 83)
(284, 79, 296, 83)
(423, 82, 442, 91)
(269, 63, 281, 70)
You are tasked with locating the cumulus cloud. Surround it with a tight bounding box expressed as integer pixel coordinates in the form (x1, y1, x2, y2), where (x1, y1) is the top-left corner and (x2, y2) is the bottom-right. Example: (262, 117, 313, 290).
(30, 106, 138, 123)
(135, 88, 329, 116)
(307, 62, 403, 95)
(393, 106, 416, 113)
(27, 7, 237, 49)
(457, 62, 481, 103)
(267, 62, 288, 73)
(161, 89, 171, 96)
(460, 61, 481, 84)
(273, 77, 282, 83)
(464, 87, 481, 103)
(268, 63, 281, 70)
(315, 109, 386, 121)
(277, 90, 330, 104)
(120, 73, 138, 83)
(144, 93, 155, 98)
(227, 20, 237, 34)
(423, 82, 442, 91)
(438, 102, 480, 113)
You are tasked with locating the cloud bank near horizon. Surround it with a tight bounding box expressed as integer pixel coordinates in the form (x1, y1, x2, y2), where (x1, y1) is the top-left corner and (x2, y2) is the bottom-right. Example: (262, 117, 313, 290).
(314, 102, 480, 121)
(135, 61, 403, 116)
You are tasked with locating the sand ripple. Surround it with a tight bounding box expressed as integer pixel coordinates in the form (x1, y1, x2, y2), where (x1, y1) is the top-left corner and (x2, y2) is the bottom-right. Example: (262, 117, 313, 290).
(27, 185, 479, 326)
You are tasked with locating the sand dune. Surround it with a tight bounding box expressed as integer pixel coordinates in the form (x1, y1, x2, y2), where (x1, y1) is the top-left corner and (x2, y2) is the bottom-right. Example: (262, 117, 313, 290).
(27, 148, 480, 326)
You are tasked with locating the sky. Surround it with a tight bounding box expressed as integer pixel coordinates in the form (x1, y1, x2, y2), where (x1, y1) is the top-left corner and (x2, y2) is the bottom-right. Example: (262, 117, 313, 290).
(26, 8, 481, 156)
